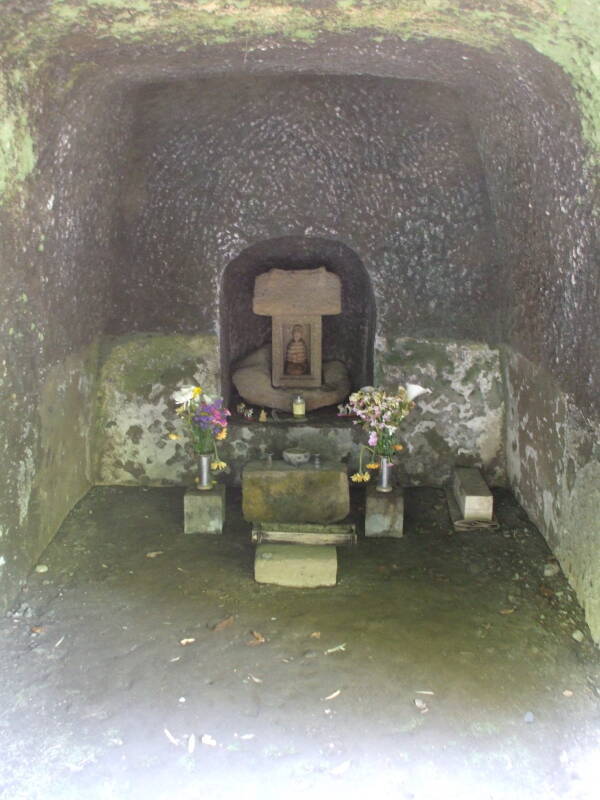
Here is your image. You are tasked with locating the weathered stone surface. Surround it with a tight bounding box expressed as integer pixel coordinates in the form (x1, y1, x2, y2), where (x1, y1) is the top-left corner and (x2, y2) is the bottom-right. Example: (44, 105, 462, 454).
(505, 349, 600, 643)
(184, 485, 225, 535)
(253, 268, 341, 316)
(452, 467, 493, 521)
(254, 544, 338, 588)
(377, 338, 505, 486)
(242, 461, 349, 523)
(252, 521, 357, 546)
(95, 332, 219, 485)
(365, 487, 404, 538)
(232, 345, 351, 412)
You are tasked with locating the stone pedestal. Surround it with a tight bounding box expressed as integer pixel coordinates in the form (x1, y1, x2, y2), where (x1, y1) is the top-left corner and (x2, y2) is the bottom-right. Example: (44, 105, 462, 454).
(365, 486, 404, 538)
(242, 460, 349, 524)
(254, 543, 338, 587)
(184, 485, 225, 535)
(452, 467, 493, 521)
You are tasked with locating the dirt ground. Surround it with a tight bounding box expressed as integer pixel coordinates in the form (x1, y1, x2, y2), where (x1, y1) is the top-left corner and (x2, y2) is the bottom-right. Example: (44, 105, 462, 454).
(0, 486, 598, 800)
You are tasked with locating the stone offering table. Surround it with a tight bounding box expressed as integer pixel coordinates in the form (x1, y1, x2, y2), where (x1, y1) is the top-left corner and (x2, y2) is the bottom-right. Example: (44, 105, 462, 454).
(242, 459, 352, 587)
(242, 460, 349, 524)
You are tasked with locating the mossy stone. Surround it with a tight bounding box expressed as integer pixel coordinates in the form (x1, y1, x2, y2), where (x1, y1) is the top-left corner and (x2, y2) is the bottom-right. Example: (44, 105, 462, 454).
(242, 461, 349, 524)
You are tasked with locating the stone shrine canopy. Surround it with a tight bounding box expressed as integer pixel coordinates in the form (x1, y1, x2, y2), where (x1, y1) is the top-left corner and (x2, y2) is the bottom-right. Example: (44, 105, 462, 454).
(253, 268, 341, 317)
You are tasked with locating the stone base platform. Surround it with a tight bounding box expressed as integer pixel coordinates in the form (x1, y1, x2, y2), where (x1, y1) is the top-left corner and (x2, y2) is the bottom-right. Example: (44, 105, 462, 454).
(183, 485, 225, 535)
(365, 486, 404, 538)
(254, 543, 338, 587)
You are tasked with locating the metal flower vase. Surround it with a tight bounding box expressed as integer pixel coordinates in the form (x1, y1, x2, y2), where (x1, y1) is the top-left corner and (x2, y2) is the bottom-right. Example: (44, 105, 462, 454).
(197, 453, 212, 491)
(376, 456, 394, 493)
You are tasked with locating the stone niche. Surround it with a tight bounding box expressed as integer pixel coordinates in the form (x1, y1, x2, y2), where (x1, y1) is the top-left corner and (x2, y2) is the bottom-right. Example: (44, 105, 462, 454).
(233, 266, 350, 411)
(222, 237, 376, 411)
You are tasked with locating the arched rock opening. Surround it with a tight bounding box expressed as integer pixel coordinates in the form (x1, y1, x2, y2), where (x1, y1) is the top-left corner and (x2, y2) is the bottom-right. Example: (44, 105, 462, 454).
(220, 236, 375, 405)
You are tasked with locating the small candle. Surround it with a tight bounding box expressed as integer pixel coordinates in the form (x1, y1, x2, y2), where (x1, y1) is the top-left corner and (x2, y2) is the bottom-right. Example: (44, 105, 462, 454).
(292, 395, 305, 418)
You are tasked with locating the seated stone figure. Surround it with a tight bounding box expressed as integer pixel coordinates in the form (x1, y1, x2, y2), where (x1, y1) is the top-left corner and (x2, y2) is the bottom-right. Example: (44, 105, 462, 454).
(285, 324, 309, 375)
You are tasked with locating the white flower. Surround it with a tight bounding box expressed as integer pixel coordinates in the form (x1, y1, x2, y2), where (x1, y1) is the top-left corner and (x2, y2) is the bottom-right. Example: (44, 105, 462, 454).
(405, 383, 431, 402)
(172, 386, 196, 406)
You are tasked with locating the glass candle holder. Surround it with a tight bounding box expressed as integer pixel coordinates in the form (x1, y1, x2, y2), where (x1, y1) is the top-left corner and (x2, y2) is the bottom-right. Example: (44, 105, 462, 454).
(292, 395, 306, 418)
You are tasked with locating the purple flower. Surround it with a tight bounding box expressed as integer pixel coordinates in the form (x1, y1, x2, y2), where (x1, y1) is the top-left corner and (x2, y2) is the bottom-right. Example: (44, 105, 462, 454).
(368, 431, 378, 447)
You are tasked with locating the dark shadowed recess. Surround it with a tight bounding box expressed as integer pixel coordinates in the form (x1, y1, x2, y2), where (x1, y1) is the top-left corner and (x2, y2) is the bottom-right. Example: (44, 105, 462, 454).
(220, 236, 375, 403)
(109, 73, 495, 350)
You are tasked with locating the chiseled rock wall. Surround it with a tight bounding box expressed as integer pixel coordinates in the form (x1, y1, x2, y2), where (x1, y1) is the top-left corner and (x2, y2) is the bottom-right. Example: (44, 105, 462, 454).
(376, 337, 505, 486)
(505, 348, 600, 642)
(95, 333, 504, 489)
(0, 342, 99, 612)
(95, 333, 219, 485)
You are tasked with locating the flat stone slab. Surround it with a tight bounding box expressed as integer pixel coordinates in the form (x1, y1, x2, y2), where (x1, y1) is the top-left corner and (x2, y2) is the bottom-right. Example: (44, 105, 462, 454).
(253, 268, 341, 316)
(184, 485, 225, 534)
(252, 520, 357, 546)
(242, 460, 349, 524)
(254, 543, 338, 587)
(452, 467, 493, 521)
(365, 486, 404, 538)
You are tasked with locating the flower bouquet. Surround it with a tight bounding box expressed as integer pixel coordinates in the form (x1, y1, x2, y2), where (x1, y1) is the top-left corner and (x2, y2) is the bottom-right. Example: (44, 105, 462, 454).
(172, 385, 231, 488)
(342, 383, 431, 490)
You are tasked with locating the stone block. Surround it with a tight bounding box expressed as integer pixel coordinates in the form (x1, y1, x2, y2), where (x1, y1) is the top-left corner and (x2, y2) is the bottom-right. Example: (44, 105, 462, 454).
(252, 521, 357, 546)
(184, 485, 225, 534)
(254, 544, 338, 587)
(242, 461, 349, 523)
(452, 467, 493, 521)
(365, 487, 404, 538)
(253, 268, 341, 316)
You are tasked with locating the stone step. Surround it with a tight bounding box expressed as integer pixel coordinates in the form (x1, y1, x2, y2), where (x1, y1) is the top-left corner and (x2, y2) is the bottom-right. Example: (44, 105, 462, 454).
(252, 520, 357, 546)
(254, 544, 338, 587)
(452, 467, 493, 521)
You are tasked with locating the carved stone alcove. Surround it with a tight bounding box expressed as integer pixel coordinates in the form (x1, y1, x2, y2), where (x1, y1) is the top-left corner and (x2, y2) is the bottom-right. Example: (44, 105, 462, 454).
(220, 237, 376, 408)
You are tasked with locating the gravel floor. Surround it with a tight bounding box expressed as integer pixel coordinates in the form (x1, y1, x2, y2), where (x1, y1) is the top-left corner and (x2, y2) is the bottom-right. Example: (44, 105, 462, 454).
(0, 485, 598, 800)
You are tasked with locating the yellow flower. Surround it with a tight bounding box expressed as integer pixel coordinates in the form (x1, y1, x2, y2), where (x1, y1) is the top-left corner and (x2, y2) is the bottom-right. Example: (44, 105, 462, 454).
(211, 460, 227, 472)
(350, 471, 371, 483)
(168, 433, 180, 440)
(192, 387, 203, 397)
(393, 444, 404, 452)
(366, 462, 379, 470)
(216, 428, 228, 441)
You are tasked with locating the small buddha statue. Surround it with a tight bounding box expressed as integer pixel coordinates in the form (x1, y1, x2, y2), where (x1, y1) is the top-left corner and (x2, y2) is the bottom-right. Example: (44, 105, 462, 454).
(285, 324, 309, 375)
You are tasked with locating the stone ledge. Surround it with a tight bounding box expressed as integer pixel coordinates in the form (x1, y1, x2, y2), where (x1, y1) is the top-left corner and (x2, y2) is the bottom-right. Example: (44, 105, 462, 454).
(254, 544, 338, 587)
